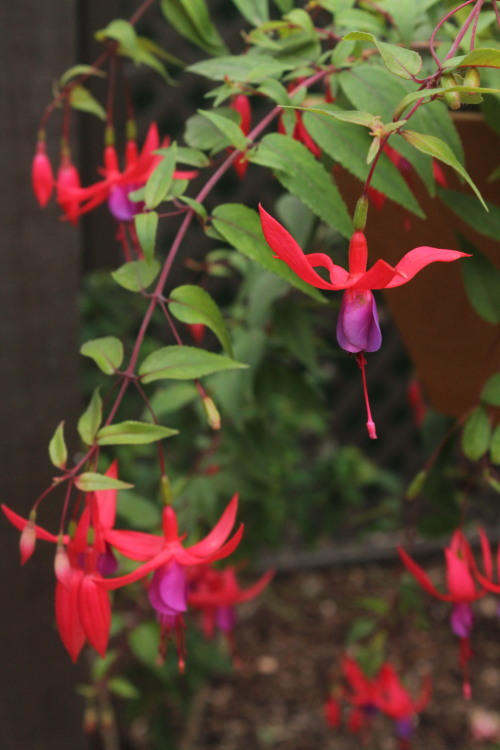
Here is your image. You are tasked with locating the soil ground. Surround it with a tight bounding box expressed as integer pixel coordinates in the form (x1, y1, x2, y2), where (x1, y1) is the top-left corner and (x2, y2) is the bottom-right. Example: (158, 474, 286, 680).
(191, 562, 500, 750)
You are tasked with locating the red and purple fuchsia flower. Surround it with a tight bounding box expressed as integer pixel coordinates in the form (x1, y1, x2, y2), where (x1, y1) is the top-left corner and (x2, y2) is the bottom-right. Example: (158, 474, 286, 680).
(94, 494, 244, 671)
(398, 529, 488, 699)
(259, 204, 469, 438)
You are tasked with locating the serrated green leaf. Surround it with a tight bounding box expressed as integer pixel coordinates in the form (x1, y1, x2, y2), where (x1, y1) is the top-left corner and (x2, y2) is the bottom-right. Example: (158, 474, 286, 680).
(198, 110, 247, 151)
(462, 406, 491, 461)
(107, 677, 139, 700)
(95, 20, 138, 59)
(303, 109, 424, 217)
(69, 86, 106, 120)
(490, 425, 500, 465)
(454, 48, 500, 71)
(78, 388, 103, 446)
(49, 421, 67, 470)
(111, 259, 160, 292)
(402, 129, 487, 210)
(60, 65, 106, 88)
(187, 53, 290, 83)
(97, 421, 178, 446)
(438, 190, 500, 240)
(230, 0, 269, 25)
(75, 472, 133, 492)
(343, 31, 421, 80)
(139, 346, 247, 383)
(145, 144, 177, 209)
(160, 0, 227, 56)
(211, 203, 325, 302)
(80, 337, 124, 375)
(459, 239, 500, 325)
(134, 212, 158, 264)
(169, 285, 233, 357)
(251, 133, 352, 238)
(481, 373, 500, 406)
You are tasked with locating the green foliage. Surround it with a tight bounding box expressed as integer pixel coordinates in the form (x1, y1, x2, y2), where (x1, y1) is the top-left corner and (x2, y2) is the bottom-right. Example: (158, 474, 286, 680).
(80, 336, 124, 375)
(168, 285, 233, 356)
(139, 346, 247, 383)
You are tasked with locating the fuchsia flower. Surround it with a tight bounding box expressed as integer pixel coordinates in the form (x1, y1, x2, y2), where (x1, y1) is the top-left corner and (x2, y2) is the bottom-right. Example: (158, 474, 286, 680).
(59, 123, 198, 222)
(188, 565, 273, 657)
(398, 530, 486, 698)
(376, 664, 431, 748)
(96, 495, 243, 670)
(326, 656, 430, 747)
(31, 140, 54, 207)
(56, 154, 81, 226)
(259, 204, 468, 438)
(2, 461, 119, 662)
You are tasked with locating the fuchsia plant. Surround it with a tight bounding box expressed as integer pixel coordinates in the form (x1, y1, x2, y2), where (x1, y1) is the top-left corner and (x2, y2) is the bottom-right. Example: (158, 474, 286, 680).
(7, 0, 500, 744)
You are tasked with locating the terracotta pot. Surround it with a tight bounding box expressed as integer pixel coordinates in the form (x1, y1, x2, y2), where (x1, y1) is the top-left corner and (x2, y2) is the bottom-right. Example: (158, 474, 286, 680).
(341, 113, 500, 418)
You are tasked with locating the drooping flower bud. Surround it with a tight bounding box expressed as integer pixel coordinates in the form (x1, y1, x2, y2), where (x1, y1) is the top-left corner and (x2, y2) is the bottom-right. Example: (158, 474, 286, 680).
(203, 395, 221, 430)
(20, 515, 37, 564)
(187, 323, 206, 344)
(56, 154, 81, 225)
(463, 66, 481, 89)
(441, 74, 461, 111)
(31, 140, 54, 207)
(54, 540, 71, 587)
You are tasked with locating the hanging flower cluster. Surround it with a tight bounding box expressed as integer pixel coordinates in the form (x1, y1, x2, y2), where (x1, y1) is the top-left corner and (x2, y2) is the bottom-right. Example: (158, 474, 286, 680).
(325, 654, 431, 749)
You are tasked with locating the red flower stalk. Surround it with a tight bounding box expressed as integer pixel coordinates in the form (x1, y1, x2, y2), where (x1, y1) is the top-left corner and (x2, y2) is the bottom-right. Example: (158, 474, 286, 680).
(2, 461, 119, 661)
(259, 204, 468, 438)
(31, 140, 54, 207)
(229, 94, 252, 179)
(398, 530, 485, 698)
(96, 495, 243, 670)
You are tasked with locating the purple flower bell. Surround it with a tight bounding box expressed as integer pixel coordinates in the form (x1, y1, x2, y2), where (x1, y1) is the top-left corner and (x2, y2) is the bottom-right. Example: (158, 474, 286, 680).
(336, 288, 382, 354)
(149, 559, 188, 618)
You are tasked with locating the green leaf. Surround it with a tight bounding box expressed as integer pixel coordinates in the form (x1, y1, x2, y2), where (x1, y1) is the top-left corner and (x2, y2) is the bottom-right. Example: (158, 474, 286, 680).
(60, 65, 106, 87)
(175, 146, 210, 167)
(481, 373, 500, 407)
(80, 337, 124, 375)
(230, 0, 269, 25)
(160, 0, 227, 56)
(377, 0, 418, 45)
(184, 107, 240, 153)
(438, 190, 500, 240)
(251, 133, 352, 238)
(187, 53, 290, 83)
(406, 469, 428, 500)
(462, 406, 491, 461)
(96, 421, 178, 446)
(111, 259, 160, 292)
(490, 425, 500, 465)
(198, 110, 247, 151)
(95, 20, 138, 59)
(116, 490, 162, 529)
(107, 677, 139, 700)
(145, 144, 177, 209)
(69, 86, 106, 120)
(336, 8, 385, 35)
(402, 129, 487, 210)
(452, 48, 500, 71)
(134, 212, 158, 264)
(139, 346, 247, 383)
(303, 109, 424, 217)
(48, 421, 67, 470)
(211, 203, 325, 302)
(169, 285, 233, 357)
(461, 240, 500, 324)
(178, 196, 207, 219)
(74, 472, 133, 492)
(287, 105, 374, 127)
(257, 79, 291, 106)
(77, 388, 103, 446)
(148, 383, 199, 416)
(343, 31, 421, 80)
(394, 85, 500, 120)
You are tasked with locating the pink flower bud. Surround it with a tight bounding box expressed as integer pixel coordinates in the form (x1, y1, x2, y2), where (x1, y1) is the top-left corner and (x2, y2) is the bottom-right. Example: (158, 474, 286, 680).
(188, 323, 206, 344)
(31, 141, 54, 207)
(56, 156, 81, 225)
(54, 543, 71, 587)
(20, 521, 36, 564)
